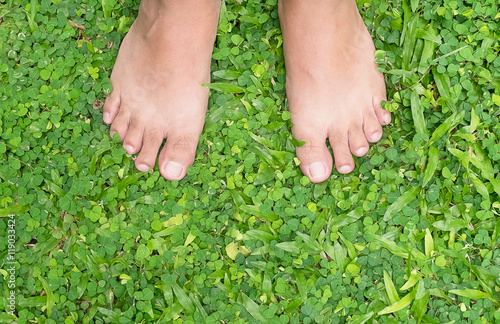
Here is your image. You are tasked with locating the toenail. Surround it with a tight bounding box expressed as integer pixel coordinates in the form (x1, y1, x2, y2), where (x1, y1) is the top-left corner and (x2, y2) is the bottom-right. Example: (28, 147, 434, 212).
(164, 161, 184, 179)
(356, 147, 368, 156)
(338, 165, 352, 174)
(309, 162, 327, 180)
(384, 113, 391, 125)
(373, 131, 382, 140)
(136, 163, 150, 172)
(123, 145, 134, 153)
(104, 112, 110, 123)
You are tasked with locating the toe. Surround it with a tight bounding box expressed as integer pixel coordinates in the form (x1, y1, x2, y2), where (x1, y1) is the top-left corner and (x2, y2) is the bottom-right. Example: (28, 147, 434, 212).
(294, 132, 333, 183)
(158, 132, 200, 181)
(103, 89, 121, 124)
(348, 123, 369, 157)
(372, 95, 391, 126)
(328, 130, 355, 174)
(109, 110, 130, 142)
(363, 110, 383, 143)
(135, 129, 164, 172)
(122, 117, 144, 154)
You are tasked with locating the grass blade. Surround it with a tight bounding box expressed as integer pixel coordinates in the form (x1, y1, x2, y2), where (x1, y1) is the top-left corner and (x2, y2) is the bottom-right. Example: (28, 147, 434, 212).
(383, 270, 401, 304)
(0, 205, 29, 217)
(470, 265, 495, 297)
(400, 272, 422, 290)
(417, 23, 439, 74)
(205, 95, 242, 129)
(275, 241, 300, 253)
(384, 186, 421, 221)
(189, 293, 208, 319)
(447, 147, 469, 170)
(348, 311, 374, 324)
(372, 235, 409, 259)
(424, 229, 434, 257)
(432, 219, 467, 232)
(432, 68, 456, 112)
(428, 288, 453, 304)
(202, 82, 245, 93)
(253, 166, 276, 185)
(423, 146, 439, 187)
(239, 292, 266, 322)
(411, 281, 429, 322)
(410, 0, 420, 12)
(102, 0, 116, 19)
(330, 207, 364, 227)
(333, 240, 348, 272)
(171, 282, 195, 313)
(449, 289, 490, 300)
(410, 92, 427, 135)
(18, 296, 46, 308)
(429, 111, 464, 144)
(378, 289, 417, 315)
(492, 218, 500, 248)
(293, 270, 309, 303)
(212, 69, 242, 80)
(38, 276, 55, 317)
(469, 171, 489, 200)
(28, 0, 38, 32)
(243, 230, 276, 243)
(402, 15, 419, 70)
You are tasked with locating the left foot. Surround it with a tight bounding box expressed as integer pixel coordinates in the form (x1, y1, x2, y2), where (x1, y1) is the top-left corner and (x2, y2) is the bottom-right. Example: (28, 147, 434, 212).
(279, 0, 391, 183)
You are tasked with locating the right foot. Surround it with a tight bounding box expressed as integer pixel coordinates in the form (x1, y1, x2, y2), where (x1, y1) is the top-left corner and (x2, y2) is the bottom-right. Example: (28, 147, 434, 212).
(279, 0, 391, 183)
(102, 0, 220, 180)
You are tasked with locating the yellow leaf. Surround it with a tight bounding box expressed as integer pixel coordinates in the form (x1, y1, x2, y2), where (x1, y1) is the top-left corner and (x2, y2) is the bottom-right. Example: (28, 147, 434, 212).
(425, 229, 434, 257)
(164, 214, 183, 227)
(184, 232, 196, 247)
(492, 94, 500, 107)
(226, 242, 251, 260)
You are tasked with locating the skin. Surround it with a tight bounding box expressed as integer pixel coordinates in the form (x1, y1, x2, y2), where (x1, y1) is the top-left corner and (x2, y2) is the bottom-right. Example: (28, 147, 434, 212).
(103, 0, 221, 180)
(103, 0, 391, 182)
(279, 0, 391, 182)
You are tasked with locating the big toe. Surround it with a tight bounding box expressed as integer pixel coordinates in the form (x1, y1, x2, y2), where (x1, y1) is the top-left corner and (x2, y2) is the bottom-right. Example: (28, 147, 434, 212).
(294, 132, 333, 183)
(158, 132, 199, 181)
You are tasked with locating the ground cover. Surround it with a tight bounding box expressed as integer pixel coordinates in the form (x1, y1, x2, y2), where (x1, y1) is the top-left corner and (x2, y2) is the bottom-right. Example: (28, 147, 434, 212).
(0, 0, 499, 322)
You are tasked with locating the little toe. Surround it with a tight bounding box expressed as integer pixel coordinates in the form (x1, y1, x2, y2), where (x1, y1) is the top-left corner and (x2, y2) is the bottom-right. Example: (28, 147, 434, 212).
(103, 89, 121, 124)
(363, 111, 384, 143)
(373, 96, 392, 126)
(348, 123, 369, 157)
(328, 130, 355, 174)
(159, 132, 200, 181)
(122, 118, 144, 155)
(109, 110, 130, 142)
(135, 129, 164, 172)
(295, 134, 333, 183)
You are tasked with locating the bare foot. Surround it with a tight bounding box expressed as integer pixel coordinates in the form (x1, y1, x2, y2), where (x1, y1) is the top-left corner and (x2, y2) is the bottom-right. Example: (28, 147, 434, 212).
(102, 0, 220, 180)
(279, 0, 391, 183)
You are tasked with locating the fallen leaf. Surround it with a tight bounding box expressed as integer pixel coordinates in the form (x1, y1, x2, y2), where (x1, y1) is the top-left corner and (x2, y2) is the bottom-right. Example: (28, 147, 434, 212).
(68, 19, 86, 31)
(92, 99, 104, 110)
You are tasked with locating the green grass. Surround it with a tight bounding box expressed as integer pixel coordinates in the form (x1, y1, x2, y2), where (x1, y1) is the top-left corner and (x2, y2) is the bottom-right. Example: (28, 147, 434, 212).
(0, 0, 499, 323)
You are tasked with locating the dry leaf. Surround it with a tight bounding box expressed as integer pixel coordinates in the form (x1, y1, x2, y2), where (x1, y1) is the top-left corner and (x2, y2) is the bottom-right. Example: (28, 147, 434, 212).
(68, 19, 86, 32)
(92, 99, 104, 110)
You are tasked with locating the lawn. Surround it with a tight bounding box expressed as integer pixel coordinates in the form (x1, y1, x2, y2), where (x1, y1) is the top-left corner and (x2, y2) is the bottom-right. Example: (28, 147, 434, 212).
(0, 0, 499, 323)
